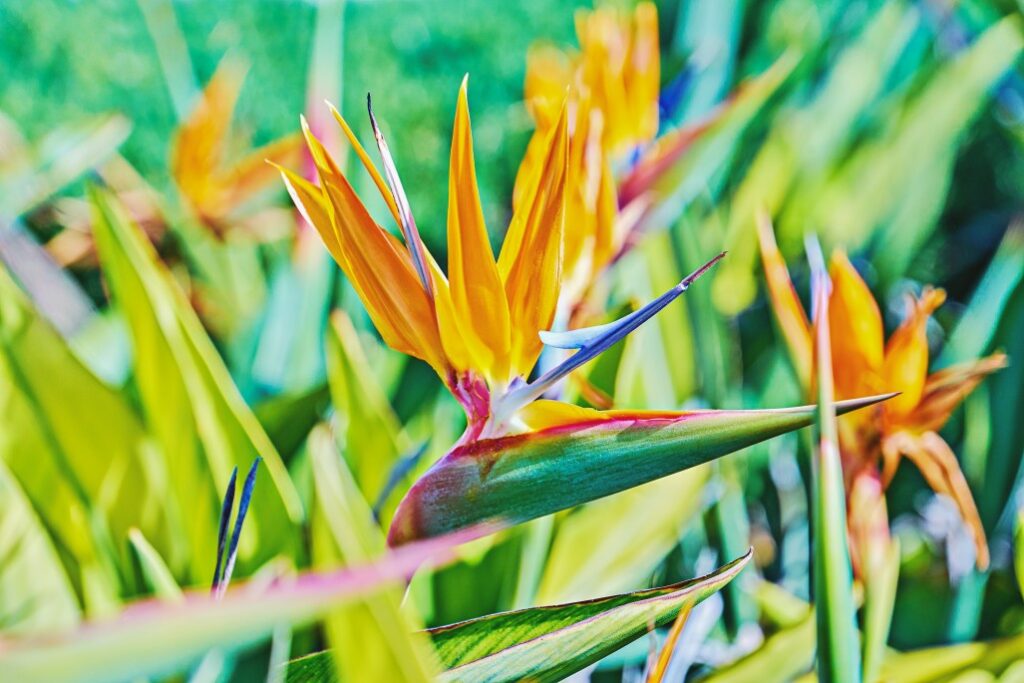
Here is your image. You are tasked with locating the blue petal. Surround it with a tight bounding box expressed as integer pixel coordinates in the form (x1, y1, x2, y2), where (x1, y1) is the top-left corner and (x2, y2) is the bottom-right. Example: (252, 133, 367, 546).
(496, 252, 725, 419)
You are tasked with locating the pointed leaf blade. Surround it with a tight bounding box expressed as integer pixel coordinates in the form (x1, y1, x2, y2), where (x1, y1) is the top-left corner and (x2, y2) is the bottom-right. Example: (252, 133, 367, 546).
(284, 552, 751, 683)
(434, 551, 751, 683)
(809, 253, 861, 683)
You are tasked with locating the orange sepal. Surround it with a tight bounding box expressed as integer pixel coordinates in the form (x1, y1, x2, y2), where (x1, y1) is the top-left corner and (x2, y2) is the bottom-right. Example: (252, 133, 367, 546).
(882, 288, 946, 418)
(828, 251, 884, 400)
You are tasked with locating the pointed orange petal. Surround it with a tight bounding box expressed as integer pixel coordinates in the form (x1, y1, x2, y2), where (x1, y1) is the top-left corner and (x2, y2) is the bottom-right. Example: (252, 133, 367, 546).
(319, 174, 446, 374)
(445, 79, 512, 381)
(882, 288, 946, 417)
(291, 128, 448, 375)
(885, 431, 989, 570)
(327, 103, 402, 226)
(523, 45, 574, 127)
(755, 212, 812, 390)
(171, 59, 247, 213)
(906, 353, 1007, 432)
(828, 251, 884, 399)
(277, 164, 344, 265)
(498, 104, 569, 378)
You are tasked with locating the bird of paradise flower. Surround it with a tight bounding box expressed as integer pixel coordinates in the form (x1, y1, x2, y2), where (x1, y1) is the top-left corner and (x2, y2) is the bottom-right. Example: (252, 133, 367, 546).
(277, 79, 889, 546)
(757, 213, 1006, 572)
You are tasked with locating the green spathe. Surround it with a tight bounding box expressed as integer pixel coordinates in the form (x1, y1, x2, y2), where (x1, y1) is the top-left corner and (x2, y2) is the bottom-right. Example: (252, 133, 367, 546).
(389, 395, 893, 545)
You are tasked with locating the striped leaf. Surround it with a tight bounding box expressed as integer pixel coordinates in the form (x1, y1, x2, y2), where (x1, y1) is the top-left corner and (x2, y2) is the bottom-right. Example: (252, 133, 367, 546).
(287, 550, 751, 683)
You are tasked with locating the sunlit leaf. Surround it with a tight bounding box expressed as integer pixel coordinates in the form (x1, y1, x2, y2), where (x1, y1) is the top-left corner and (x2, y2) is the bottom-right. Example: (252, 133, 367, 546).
(0, 458, 80, 635)
(90, 188, 304, 579)
(287, 551, 751, 683)
(0, 265, 164, 608)
(128, 529, 183, 602)
(536, 467, 710, 604)
(325, 311, 407, 519)
(308, 424, 438, 682)
(808, 252, 860, 683)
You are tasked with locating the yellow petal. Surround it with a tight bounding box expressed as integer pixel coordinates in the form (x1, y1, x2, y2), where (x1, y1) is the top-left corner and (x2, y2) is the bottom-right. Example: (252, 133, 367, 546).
(828, 251, 884, 400)
(517, 399, 610, 431)
(905, 353, 1007, 433)
(445, 79, 512, 381)
(882, 288, 946, 417)
(883, 431, 989, 570)
(755, 212, 812, 390)
(524, 45, 574, 128)
(498, 104, 569, 378)
(427, 258, 473, 374)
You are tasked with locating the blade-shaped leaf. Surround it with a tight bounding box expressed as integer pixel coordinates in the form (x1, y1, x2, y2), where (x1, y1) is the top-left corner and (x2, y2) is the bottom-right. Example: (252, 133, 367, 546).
(325, 311, 407, 520)
(89, 188, 303, 578)
(939, 221, 1024, 366)
(0, 264, 166, 605)
(0, 458, 80, 635)
(434, 551, 750, 683)
(699, 611, 816, 683)
(308, 424, 438, 682)
(389, 395, 891, 545)
(809, 252, 860, 683)
(286, 551, 751, 683)
(0, 528, 483, 683)
(127, 529, 183, 602)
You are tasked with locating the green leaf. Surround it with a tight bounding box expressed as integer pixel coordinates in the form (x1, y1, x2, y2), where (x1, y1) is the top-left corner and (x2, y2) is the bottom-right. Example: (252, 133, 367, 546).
(434, 550, 750, 682)
(536, 466, 710, 604)
(0, 458, 80, 635)
(0, 528, 479, 683)
(862, 539, 900, 683)
(287, 551, 751, 683)
(817, 16, 1023, 277)
(325, 311, 407, 519)
(388, 395, 891, 545)
(308, 424, 438, 682)
(0, 265, 165, 610)
(877, 632, 1024, 682)
(89, 188, 303, 579)
(127, 528, 183, 602)
(940, 222, 1024, 367)
(699, 613, 816, 683)
(809, 264, 860, 683)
